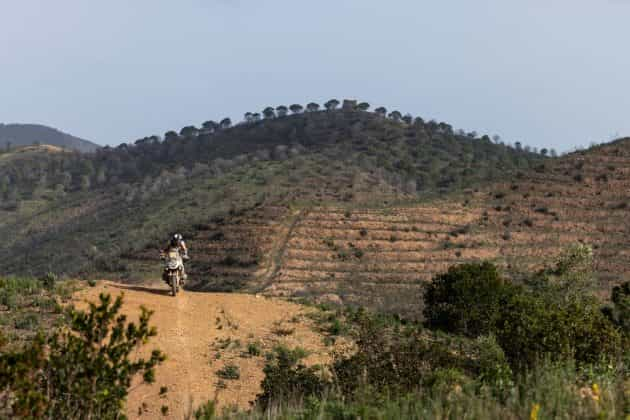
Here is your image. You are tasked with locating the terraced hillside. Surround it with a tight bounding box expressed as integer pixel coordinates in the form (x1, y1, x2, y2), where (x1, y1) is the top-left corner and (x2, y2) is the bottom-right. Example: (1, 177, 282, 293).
(122, 138, 628, 319)
(249, 138, 630, 317)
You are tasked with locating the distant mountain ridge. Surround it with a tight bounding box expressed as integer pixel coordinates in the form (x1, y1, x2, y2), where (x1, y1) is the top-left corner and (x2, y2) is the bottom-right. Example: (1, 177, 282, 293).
(0, 123, 99, 153)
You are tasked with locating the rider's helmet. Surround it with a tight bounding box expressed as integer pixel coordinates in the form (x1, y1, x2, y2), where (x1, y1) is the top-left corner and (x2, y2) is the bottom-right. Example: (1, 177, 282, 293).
(171, 233, 183, 246)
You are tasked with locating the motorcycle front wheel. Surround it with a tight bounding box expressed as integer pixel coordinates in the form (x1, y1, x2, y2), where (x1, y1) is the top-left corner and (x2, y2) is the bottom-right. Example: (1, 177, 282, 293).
(170, 273, 179, 296)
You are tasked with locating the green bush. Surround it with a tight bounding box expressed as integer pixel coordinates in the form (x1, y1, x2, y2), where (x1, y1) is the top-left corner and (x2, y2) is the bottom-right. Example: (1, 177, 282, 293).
(423, 259, 622, 370)
(193, 400, 216, 419)
(607, 281, 630, 336)
(472, 334, 513, 392)
(40, 272, 57, 290)
(527, 243, 596, 301)
(0, 293, 165, 419)
(494, 290, 621, 369)
(0, 276, 43, 310)
(333, 312, 459, 398)
(13, 312, 39, 330)
(247, 342, 262, 357)
(255, 345, 328, 411)
(423, 262, 515, 337)
(217, 364, 240, 380)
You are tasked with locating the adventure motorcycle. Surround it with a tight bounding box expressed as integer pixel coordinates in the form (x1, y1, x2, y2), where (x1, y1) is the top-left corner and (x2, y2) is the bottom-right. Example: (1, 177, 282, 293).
(161, 248, 187, 296)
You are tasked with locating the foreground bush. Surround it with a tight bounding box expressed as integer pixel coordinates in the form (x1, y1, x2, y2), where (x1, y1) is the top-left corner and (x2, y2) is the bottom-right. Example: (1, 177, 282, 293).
(194, 357, 629, 419)
(422, 258, 623, 369)
(423, 262, 514, 337)
(255, 346, 328, 411)
(333, 311, 464, 398)
(0, 293, 165, 419)
(495, 291, 621, 368)
(608, 281, 630, 336)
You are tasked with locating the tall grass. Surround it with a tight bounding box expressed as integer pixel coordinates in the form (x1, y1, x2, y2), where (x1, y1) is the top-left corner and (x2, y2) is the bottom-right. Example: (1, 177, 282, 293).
(194, 358, 628, 419)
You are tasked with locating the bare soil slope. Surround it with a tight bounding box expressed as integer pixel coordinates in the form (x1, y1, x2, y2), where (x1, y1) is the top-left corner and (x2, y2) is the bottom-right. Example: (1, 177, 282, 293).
(73, 281, 331, 419)
(258, 140, 630, 316)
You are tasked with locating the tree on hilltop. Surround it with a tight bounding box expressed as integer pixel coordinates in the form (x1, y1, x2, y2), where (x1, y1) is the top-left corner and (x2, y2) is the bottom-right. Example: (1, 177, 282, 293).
(357, 102, 370, 111)
(164, 131, 179, 142)
(389, 110, 402, 121)
(289, 104, 303, 114)
(276, 105, 288, 118)
(374, 107, 387, 116)
(179, 126, 199, 138)
(306, 102, 320, 112)
(324, 99, 340, 111)
(202, 120, 219, 133)
(219, 118, 232, 129)
(263, 107, 276, 119)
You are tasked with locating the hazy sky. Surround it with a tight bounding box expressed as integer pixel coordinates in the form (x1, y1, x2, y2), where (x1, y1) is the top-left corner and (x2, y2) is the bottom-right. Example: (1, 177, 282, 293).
(1, 0, 629, 151)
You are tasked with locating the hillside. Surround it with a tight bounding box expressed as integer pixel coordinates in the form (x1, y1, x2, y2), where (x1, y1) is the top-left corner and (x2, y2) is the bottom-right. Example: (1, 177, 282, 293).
(0, 123, 99, 153)
(0, 101, 562, 317)
(124, 136, 630, 318)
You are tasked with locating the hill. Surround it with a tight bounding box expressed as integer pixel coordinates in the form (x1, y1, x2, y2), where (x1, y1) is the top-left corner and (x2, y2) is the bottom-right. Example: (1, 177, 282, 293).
(0, 101, 557, 316)
(0, 123, 99, 153)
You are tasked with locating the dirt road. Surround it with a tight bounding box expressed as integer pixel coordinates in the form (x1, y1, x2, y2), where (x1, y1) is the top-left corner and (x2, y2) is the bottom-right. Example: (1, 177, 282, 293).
(73, 281, 329, 419)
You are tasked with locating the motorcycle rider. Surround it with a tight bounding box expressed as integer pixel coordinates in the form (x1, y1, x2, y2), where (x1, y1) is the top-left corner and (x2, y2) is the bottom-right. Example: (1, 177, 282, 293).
(162, 233, 189, 284)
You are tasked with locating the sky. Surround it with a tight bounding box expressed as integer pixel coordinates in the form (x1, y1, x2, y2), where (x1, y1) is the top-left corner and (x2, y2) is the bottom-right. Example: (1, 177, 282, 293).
(1, 0, 629, 152)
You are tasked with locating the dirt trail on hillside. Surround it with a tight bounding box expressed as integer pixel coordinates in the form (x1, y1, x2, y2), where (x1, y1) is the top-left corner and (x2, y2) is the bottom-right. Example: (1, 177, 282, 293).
(73, 281, 330, 419)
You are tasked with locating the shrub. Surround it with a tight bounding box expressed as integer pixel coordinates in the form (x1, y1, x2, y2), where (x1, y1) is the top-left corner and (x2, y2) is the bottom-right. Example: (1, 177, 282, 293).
(333, 312, 459, 398)
(0, 276, 42, 301)
(423, 256, 622, 370)
(255, 346, 328, 411)
(247, 342, 262, 356)
(193, 400, 216, 419)
(423, 262, 515, 337)
(0, 293, 165, 418)
(472, 334, 513, 392)
(494, 291, 621, 369)
(13, 312, 39, 330)
(40, 272, 57, 290)
(527, 243, 596, 301)
(217, 364, 240, 380)
(607, 281, 630, 336)
(422, 367, 471, 395)
(328, 318, 346, 336)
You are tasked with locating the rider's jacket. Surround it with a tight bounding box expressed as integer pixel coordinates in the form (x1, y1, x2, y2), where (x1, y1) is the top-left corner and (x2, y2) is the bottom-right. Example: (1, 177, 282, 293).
(163, 240, 187, 256)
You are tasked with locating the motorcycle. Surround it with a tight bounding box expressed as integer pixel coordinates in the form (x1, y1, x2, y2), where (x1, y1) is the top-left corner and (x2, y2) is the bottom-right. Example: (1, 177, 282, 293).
(161, 249, 187, 296)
